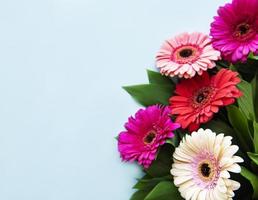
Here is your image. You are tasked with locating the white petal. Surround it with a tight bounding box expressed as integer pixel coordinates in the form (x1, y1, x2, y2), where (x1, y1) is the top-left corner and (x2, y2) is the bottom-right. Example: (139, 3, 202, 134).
(180, 182, 197, 200)
(174, 175, 192, 186)
(191, 188, 201, 200)
(231, 180, 241, 190)
(170, 168, 192, 176)
(223, 145, 239, 158)
(198, 190, 207, 200)
(232, 156, 244, 163)
(178, 179, 195, 192)
(227, 164, 241, 173)
(220, 170, 230, 178)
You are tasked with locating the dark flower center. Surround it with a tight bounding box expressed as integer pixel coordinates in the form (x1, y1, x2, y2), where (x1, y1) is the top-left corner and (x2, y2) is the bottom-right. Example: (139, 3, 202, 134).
(179, 49, 193, 58)
(238, 23, 250, 35)
(192, 87, 214, 108)
(195, 88, 211, 103)
(200, 163, 211, 177)
(233, 22, 256, 41)
(196, 93, 205, 103)
(144, 131, 156, 144)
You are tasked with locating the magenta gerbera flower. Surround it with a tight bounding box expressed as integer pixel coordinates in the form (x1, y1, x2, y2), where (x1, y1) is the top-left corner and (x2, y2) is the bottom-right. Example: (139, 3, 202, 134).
(156, 32, 220, 79)
(210, 0, 258, 62)
(118, 105, 180, 168)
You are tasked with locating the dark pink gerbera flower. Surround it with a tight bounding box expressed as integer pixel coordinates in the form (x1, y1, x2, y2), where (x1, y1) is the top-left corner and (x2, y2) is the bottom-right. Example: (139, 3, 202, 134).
(210, 0, 258, 62)
(118, 105, 180, 168)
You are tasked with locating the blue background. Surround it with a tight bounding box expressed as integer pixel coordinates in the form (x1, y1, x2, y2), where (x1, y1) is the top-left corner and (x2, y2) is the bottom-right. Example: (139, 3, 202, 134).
(0, 0, 227, 199)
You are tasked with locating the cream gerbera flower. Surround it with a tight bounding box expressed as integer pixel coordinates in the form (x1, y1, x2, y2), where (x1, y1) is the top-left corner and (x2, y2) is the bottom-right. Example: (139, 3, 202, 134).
(171, 128, 243, 200)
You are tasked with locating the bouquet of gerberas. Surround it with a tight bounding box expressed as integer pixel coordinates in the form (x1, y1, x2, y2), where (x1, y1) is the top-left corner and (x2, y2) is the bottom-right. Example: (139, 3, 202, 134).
(116, 0, 258, 199)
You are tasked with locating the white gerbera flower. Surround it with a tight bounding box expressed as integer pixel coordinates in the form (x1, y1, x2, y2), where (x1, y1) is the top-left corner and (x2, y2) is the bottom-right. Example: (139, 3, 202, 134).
(171, 128, 243, 200)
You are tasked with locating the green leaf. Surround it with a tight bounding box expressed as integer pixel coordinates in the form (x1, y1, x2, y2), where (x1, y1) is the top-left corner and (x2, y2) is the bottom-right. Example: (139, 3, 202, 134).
(229, 64, 238, 72)
(248, 52, 258, 60)
(252, 73, 258, 122)
(235, 59, 258, 82)
(241, 166, 258, 199)
(168, 130, 181, 147)
(145, 144, 174, 177)
(247, 152, 258, 166)
(130, 190, 150, 200)
(147, 69, 173, 85)
(216, 60, 230, 68)
(254, 121, 258, 153)
(237, 79, 254, 120)
(201, 119, 235, 137)
(133, 175, 172, 190)
(144, 181, 182, 200)
(227, 105, 253, 152)
(123, 84, 174, 107)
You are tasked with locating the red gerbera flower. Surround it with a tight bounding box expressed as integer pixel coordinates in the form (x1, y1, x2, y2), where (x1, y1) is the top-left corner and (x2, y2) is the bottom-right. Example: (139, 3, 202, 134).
(169, 69, 242, 131)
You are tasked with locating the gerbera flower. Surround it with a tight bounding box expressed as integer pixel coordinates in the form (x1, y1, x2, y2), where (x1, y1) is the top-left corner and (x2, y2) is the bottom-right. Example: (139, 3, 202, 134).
(155, 32, 221, 79)
(171, 128, 243, 200)
(170, 69, 242, 131)
(210, 0, 258, 62)
(117, 105, 180, 168)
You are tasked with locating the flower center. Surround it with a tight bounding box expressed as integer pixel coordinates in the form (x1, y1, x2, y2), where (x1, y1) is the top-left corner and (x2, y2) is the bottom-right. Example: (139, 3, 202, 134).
(200, 163, 211, 177)
(173, 45, 201, 64)
(196, 93, 205, 103)
(144, 131, 156, 144)
(192, 87, 214, 108)
(179, 49, 193, 58)
(198, 160, 214, 181)
(238, 23, 249, 35)
(192, 151, 221, 189)
(233, 22, 256, 41)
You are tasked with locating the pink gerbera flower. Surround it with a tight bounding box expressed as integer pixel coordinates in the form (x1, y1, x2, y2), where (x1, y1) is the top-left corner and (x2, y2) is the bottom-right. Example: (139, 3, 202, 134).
(156, 32, 221, 79)
(118, 105, 180, 168)
(170, 69, 242, 131)
(210, 0, 258, 62)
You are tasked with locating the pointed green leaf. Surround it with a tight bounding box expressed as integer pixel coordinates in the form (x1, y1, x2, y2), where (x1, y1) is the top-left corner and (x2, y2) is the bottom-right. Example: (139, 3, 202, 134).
(144, 181, 182, 200)
(123, 84, 173, 107)
(130, 190, 150, 200)
(216, 60, 230, 68)
(254, 121, 258, 153)
(248, 52, 258, 60)
(147, 69, 173, 85)
(201, 119, 235, 137)
(133, 175, 172, 190)
(237, 79, 254, 120)
(227, 105, 253, 152)
(145, 144, 174, 177)
(235, 59, 257, 82)
(252, 73, 258, 122)
(169, 129, 185, 147)
(247, 152, 258, 166)
(241, 166, 258, 199)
